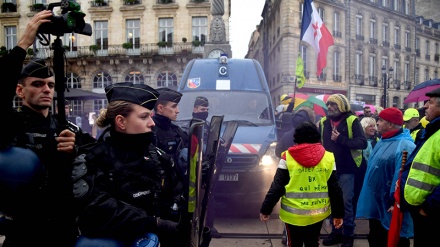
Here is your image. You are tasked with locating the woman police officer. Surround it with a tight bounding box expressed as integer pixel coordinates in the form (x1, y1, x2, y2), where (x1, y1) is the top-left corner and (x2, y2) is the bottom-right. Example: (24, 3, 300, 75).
(73, 82, 183, 247)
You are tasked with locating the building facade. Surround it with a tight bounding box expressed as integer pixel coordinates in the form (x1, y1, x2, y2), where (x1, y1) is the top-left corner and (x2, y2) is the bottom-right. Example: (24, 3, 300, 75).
(248, 0, 440, 110)
(0, 0, 231, 116)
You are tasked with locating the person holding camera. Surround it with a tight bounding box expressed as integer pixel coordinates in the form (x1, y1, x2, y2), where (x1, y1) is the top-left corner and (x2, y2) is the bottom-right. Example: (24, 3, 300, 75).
(0, 11, 95, 246)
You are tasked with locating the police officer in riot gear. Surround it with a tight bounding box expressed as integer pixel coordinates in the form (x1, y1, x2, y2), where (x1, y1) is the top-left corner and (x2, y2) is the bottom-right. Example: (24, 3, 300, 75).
(0, 11, 95, 247)
(73, 83, 182, 247)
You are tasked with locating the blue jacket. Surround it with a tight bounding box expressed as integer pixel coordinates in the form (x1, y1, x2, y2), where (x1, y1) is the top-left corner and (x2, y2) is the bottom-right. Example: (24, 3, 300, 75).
(356, 128, 415, 238)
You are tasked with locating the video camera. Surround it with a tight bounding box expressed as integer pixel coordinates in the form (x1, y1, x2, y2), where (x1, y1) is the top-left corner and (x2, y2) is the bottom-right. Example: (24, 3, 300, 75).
(37, 0, 92, 37)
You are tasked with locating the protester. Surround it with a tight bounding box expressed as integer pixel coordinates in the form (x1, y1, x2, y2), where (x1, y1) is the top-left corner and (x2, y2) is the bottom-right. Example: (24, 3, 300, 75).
(356, 108, 415, 247)
(403, 108, 424, 141)
(319, 94, 367, 247)
(72, 82, 182, 247)
(275, 94, 292, 116)
(0, 11, 95, 247)
(353, 117, 378, 215)
(402, 88, 440, 247)
(260, 121, 344, 247)
(275, 107, 315, 158)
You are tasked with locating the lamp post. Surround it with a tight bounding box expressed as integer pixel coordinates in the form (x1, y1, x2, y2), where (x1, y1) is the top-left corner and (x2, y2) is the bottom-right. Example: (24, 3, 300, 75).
(382, 66, 393, 108)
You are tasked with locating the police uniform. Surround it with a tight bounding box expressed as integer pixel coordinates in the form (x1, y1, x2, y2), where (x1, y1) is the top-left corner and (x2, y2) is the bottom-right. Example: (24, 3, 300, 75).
(73, 83, 182, 247)
(0, 50, 95, 247)
(152, 88, 188, 169)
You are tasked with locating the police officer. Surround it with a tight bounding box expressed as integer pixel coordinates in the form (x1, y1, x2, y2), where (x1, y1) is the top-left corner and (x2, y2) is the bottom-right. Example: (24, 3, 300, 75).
(0, 11, 95, 247)
(153, 88, 188, 170)
(73, 83, 181, 247)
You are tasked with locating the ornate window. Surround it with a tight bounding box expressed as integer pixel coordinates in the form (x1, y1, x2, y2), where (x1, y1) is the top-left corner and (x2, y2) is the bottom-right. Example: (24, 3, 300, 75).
(125, 70, 144, 84)
(66, 72, 81, 88)
(93, 71, 112, 88)
(157, 70, 177, 88)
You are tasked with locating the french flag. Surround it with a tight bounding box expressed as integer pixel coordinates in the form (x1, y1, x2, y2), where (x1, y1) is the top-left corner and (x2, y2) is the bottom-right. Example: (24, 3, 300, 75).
(300, 0, 334, 76)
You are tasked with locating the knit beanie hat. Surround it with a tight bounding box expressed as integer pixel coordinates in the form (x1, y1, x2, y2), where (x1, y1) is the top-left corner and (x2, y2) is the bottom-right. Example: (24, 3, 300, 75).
(327, 94, 350, 113)
(378, 107, 404, 126)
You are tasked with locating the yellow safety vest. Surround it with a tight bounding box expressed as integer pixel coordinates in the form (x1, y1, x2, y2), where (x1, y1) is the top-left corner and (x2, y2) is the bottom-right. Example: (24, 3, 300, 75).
(320, 115, 362, 167)
(404, 129, 440, 206)
(279, 151, 334, 226)
(188, 142, 198, 213)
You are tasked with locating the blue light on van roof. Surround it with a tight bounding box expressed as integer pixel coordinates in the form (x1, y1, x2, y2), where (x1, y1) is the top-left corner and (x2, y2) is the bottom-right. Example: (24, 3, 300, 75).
(220, 55, 228, 64)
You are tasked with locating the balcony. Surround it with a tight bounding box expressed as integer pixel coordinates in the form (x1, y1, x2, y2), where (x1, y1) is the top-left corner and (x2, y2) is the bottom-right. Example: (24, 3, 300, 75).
(29, 3, 46, 12)
(369, 76, 378, 86)
(369, 38, 378, 45)
(356, 35, 364, 41)
(393, 80, 401, 90)
(90, 0, 109, 7)
(157, 0, 174, 3)
(394, 44, 401, 50)
(123, 0, 141, 5)
(26, 42, 205, 59)
(317, 73, 326, 81)
(405, 47, 411, 52)
(355, 74, 364, 85)
(332, 75, 342, 82)
(333, 31, 342, 38)
(382, 41, 390, 47)
(1, 2, 16, 12)
(404, 81, 411, 90)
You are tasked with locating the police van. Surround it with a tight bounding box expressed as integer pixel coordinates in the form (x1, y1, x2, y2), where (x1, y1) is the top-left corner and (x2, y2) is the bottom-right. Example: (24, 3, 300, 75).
(176, 57, 279, 207)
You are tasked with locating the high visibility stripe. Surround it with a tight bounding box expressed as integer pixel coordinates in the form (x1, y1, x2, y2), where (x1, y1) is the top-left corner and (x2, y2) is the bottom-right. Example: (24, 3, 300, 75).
(406, 178, 436, 192)
(285, 192, 329, 199)
(281, 204, 330, 216)
(412, 162, 440, 177)
(228, 144, 261, 153)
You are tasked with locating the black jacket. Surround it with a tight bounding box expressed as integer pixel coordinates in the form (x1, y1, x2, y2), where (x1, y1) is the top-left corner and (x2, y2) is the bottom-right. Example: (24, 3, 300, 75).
(74, 130, 182, 245)
(275, 110, 313, 158)
(319, 112, 367, 174)
(0, 47, 95, 246)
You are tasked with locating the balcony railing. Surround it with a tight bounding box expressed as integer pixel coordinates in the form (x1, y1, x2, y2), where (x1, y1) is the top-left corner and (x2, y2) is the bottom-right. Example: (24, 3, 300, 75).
(369, 38, 378, 44)
(404, 81, 411, 90)
(333, 75, 342, 82)
(426, 54, 431, 60)
(355, 74, 364, 85)
(356, 35, 364, 41)
(416, 49, 420, 57)
(123, 0, 141, 5)
(369, 76, 378, 86)
(27, 42, 204, 59)
(29, 3, 46, 12)
(435, 54, 440, 62)
(90, 0, 109, 7)
(382, 41, 390, 47)
(317, 73, 326, 81)
(405, 47, 411, 52)
(333, 31, 342, 38)
(394, 44, 401, 50)
(393, 80, 401, 90)
(1, 2, 16, 12)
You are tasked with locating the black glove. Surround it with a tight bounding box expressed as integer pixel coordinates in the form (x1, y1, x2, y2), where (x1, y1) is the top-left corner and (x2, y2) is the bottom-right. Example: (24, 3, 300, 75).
(156, 218, 178, 234)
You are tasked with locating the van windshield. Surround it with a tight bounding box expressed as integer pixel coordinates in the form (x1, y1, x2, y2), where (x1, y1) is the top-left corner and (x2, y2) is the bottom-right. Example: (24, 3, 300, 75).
(176, 91, 275, 125)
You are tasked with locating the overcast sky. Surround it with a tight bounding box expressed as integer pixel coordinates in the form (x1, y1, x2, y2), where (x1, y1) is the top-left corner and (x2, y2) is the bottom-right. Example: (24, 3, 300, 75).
(230, 0, 266, 58)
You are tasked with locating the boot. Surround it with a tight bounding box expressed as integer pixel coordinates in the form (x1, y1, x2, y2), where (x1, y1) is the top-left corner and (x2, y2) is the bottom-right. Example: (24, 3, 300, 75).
(341, 235, 354, 247)
(322, 232, 343, 246)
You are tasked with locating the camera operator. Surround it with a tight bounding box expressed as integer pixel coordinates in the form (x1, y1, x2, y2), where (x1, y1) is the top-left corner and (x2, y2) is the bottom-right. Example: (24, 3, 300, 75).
(0, 11, 95, 246)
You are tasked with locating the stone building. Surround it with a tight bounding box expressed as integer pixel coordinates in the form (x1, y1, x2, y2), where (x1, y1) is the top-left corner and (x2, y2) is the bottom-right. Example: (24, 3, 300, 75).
(0, 0, 231, 116)
(247, 0, 440, 109)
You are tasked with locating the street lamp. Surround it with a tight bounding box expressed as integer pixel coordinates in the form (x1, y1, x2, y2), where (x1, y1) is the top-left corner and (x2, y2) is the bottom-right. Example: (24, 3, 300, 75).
(382, 65, 394, 108)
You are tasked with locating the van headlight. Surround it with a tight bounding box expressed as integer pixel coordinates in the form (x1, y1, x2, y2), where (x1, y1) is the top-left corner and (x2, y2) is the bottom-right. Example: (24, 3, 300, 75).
(259, 142, 280, 166)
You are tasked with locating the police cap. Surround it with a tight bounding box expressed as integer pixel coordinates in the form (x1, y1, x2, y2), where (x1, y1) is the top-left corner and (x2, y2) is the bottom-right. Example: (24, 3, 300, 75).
(19, 58, 53, 80)
(156, 87, 182, 103)
(426, 87, 440, 98)
(194, 96, 209, 107)
(105, 82, 159, 110)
